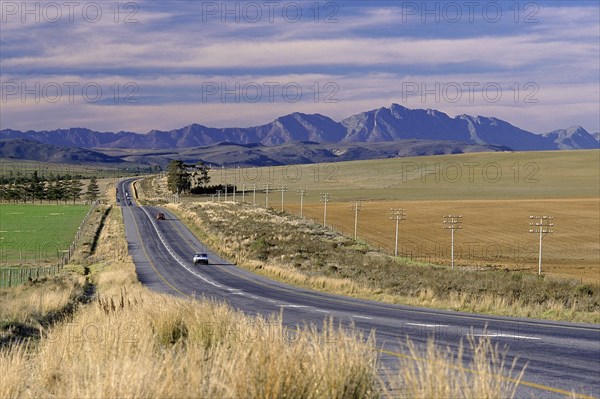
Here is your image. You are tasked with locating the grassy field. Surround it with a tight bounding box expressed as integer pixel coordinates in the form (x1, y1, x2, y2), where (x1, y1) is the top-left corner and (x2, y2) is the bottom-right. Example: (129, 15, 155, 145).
(296, 198, 599, 283)
(198, 150, 599, 283)
(207, 150, 600, 201)
(0, 204, 90, 265)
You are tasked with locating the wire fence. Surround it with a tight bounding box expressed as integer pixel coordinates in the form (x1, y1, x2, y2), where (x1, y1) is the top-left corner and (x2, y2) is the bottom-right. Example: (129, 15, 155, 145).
(0, 265, 63, 288)
(0, 201, 98, 288)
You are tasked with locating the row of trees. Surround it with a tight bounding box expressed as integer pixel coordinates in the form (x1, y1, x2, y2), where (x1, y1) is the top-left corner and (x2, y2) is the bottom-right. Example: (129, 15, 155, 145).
(166, 160, 211, 194)
(0, 171, 100, 204)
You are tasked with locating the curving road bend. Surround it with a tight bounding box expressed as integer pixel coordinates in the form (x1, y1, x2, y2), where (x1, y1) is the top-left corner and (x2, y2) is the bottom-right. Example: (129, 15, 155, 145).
(118, 179, 600, 399)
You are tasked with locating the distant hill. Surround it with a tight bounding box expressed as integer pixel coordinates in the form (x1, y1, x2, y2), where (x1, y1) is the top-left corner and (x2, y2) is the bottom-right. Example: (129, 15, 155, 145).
(1, 104, 598, 151)
(0, 139, 124, 164)
(112, 139, 511, 168)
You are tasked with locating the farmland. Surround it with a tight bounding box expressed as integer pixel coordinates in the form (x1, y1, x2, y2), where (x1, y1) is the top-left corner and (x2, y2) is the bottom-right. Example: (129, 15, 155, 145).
(298, 198, 599, 283)
(0, 158, 122, 178)
(0, 204, 90, 265)
(201, 150, 599, 283)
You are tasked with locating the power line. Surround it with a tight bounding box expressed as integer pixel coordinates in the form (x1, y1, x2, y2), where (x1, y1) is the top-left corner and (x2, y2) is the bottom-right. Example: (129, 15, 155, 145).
(389, 208, 406, 257)
(443, 215, 462, 270)
(529, 215, 554, 275)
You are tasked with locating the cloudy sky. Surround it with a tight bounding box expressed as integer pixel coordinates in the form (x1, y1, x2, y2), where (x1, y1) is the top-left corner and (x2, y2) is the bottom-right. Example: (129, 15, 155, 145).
(1, 0, 598, 134)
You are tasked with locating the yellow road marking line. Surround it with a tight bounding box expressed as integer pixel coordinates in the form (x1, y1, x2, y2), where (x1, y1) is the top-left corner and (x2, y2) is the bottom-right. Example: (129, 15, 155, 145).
(127, 206, 190, 299)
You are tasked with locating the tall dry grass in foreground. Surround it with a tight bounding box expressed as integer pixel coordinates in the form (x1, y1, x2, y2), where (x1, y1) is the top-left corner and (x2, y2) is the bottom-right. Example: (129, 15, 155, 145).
(0, 275, 84, 324)
(385, 335, 525, 399)
(1, 287, 378, 398)
(0, 284, 525, 399)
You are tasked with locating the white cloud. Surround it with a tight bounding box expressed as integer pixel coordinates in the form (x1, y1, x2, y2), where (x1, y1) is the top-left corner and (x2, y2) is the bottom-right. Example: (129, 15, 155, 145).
(1, 2, 598, 133)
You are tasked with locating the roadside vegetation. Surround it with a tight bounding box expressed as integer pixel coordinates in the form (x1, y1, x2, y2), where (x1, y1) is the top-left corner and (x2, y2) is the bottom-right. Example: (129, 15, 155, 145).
(0, 273, 86, 346)
(0, 179, 527, 398)
(166, 201, 600, 323)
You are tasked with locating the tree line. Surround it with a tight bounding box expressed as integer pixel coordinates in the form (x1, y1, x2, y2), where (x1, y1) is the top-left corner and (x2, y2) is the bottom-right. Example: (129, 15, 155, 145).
(166, 160, 211, 194)
(0, 171, 100, 204)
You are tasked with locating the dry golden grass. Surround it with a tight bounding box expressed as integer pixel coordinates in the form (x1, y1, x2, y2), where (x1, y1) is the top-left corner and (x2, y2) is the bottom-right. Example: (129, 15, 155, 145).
(0, 274, 85, 326)
(385, 335, 525, 399)
(0, 282, 525, 399)
(2, 232, 380, 398)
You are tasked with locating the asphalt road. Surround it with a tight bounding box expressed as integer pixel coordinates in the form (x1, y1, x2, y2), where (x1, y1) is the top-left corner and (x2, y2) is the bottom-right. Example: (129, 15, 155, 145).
(117, 179, 600, 398)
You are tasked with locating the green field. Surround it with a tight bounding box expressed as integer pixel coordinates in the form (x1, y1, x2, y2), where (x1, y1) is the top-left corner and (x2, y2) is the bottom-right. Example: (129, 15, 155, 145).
(0, 204, 90, 265)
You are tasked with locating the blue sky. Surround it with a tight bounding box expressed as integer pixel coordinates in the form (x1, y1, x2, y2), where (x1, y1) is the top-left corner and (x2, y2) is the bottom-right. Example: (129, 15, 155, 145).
(1, 0, 598, 134)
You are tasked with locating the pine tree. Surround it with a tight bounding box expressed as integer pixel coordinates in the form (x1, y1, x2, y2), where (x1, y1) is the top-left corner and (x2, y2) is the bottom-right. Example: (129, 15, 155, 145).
(86, 177, 100, 202)
(29, 171, 45, 204)
(68, 177, 83, 204)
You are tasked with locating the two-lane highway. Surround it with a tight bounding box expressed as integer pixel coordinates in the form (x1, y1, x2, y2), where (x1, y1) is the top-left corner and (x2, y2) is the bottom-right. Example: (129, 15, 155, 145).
(117, 179, 600, 398)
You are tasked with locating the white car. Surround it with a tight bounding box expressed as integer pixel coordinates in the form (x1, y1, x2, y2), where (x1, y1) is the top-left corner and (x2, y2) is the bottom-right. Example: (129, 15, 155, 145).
(193, 253, 209, 265)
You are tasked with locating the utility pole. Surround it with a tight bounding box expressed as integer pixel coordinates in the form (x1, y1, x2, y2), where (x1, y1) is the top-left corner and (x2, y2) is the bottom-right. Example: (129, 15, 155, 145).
(389, 208, 406, 257)
(216, 190, 222, 202)
(242, 184, 246, 203)
(443, 215, 462, 270)
(265, 183, 270, 208)
(351, 201, 363, 240)
(320, 193, 331, 227)
(279, 186, 288, 212)
(297, 188, 307, 218)
(529, 216, 554, 275)
(235, 166, 240, 203)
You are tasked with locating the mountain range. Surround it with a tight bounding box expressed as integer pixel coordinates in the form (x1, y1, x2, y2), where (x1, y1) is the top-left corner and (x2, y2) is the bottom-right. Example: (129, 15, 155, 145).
(1, 104, 598, 151)
(107, 140, 511, 168)
(0, 139, 123, 164)
(1, 136, 512, 167)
